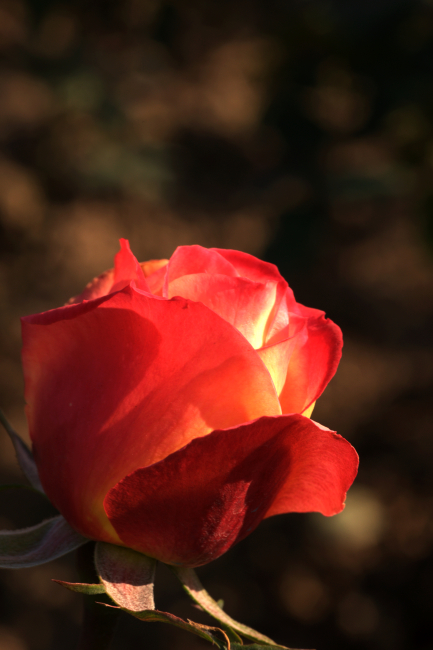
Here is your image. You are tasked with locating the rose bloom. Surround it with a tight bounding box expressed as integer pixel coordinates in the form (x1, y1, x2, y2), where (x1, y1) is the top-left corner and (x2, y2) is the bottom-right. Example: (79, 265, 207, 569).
(22, 241, 358, 567)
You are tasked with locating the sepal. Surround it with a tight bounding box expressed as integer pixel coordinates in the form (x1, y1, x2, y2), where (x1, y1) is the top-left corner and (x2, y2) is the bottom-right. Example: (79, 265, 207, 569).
(0, 409, 43, 492)
(218, 624, 243, 644)
(172, 565, 280, 646)
(94, 542, 156, 611)
(65, 544, 306, 650)
(0, 515, 88, 568)
(53, 580, 105, 595)
(125, 607, 231, 648)
(125, 607, 300, 650)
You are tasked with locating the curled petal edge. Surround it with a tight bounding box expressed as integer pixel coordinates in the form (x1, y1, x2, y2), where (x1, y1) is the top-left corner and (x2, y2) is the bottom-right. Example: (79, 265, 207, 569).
(105, 414, 358, 567)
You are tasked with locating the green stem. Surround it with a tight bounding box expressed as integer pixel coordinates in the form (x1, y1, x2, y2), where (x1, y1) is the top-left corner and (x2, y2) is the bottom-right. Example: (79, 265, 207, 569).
(75, 543, 120, 650)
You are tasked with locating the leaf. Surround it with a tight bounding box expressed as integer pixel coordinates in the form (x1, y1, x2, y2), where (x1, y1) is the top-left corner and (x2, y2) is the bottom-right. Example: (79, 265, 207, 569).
(0, 515, 88, 568)
(95, 542, 156, 611)
(53, 580, 105, 595)
(0, 409, 44, 492)
(171, 566, 281, 647)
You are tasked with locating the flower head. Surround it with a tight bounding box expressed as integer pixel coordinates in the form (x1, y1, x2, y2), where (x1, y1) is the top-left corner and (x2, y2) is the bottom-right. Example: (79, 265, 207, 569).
(21, 240, 358, 567)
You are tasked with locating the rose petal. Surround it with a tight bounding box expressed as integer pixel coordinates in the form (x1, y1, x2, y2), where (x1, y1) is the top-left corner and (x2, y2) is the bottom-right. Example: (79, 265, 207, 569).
(68, 239, 149, 304)
(140, 259, 168, 295)
(302, 402, 315, 418)
(22, 286, 280, 542)
(68, 269, 116, 305)
(140, 259, 169, 277)
(256, 334, 299, 395)
(278, 309, 343, 414)
(168, 274, 278, 349)
(212, 248, 285, 283)
(164, 246, 238, 297)
(104, 414, 358, 567)
(212, 254, 297, 349)
(257, 300, 309, 395)
(110, 239, 149, 293)
(265, 423, 358, 518)
(265, 286, 298, 346)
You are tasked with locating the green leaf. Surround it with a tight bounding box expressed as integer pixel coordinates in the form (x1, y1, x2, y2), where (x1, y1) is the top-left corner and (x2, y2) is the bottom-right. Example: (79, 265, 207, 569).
(0, 409, 44, 493)
(95, 542, 156, 611)
(53, 579, 105, 595)
(171, 566, 281, 647)
(0, 515, 88, 568)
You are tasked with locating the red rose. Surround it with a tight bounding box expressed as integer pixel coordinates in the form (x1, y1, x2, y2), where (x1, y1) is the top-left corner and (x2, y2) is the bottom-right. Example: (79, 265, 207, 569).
(21, 240, 358, 567)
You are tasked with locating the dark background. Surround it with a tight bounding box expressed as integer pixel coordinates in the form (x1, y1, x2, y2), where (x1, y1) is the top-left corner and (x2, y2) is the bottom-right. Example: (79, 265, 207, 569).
(1, 1, 433, 649)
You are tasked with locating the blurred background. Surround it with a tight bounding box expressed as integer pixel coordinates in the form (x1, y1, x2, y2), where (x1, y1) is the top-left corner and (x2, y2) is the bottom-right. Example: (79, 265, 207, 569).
(1, 0, 433, 648)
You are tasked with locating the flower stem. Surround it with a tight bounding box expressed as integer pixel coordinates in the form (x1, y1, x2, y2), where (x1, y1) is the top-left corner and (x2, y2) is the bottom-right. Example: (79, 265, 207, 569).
(75, 543, 120, 650)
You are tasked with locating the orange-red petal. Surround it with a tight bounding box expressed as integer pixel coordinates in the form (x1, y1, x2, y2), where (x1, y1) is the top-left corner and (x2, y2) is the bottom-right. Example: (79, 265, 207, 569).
(164, 246, 238, 297)
(104, 414, 358, 567)
(278, 309, 343, 414)
(168, 273, 278, 349)
(265, 421, 358, 518)
(212, 248, 285, 283)
(21, 286, 280, 542)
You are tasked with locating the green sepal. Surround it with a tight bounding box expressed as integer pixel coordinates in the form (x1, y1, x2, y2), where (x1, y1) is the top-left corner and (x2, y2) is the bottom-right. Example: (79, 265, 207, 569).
(0, 409, 44, 493)
(0, 515, 88, 568)
(53, 580, 105, 595)
(171, 565, 281, 647)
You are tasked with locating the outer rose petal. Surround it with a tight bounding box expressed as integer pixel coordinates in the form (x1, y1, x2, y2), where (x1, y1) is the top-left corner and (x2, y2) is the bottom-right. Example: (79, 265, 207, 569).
(168, 274, 278, 349)
(104, 415, 358, 567)
(265, 421, 358, 518)
(279, 310, 343, 414)
(22, 286, 280, 543)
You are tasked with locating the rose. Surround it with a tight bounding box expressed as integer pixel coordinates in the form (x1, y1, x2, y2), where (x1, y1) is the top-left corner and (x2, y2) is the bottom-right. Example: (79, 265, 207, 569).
(21, 240, 358, 568)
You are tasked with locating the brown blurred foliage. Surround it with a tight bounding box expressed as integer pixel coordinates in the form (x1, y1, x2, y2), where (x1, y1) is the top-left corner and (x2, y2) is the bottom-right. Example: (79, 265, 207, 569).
(1, 1, 433, 649)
